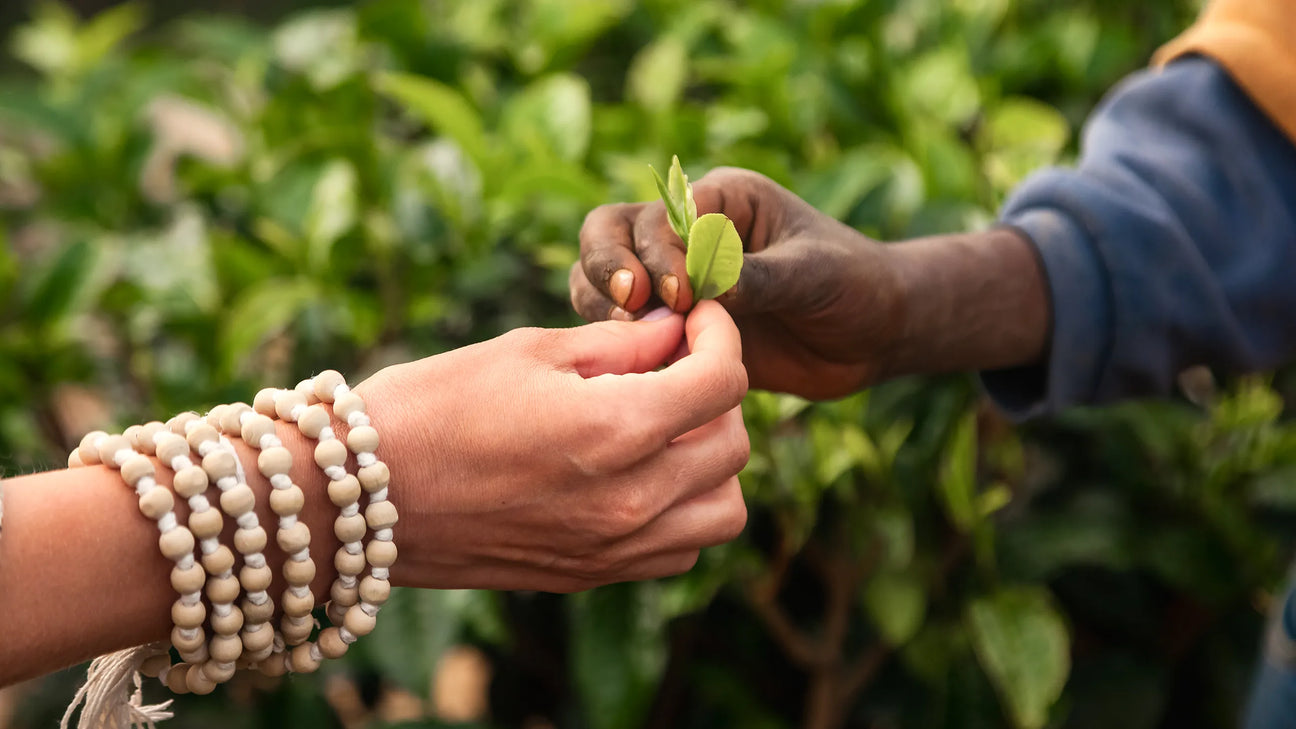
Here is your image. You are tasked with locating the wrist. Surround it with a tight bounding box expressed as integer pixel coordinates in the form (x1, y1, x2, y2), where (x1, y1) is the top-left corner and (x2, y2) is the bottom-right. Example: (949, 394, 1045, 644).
(883, 227, 1050, 379)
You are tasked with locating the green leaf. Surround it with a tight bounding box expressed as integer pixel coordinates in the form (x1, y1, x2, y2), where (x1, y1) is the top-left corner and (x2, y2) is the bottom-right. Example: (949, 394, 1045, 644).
(628, 37, 689, 110)
(219, 278, 317, 373)
(967, 587, 1071, 729)
(375, 71, 489, 172)
(650, 155, 690, 242)
(863, 569, 927, 646)
(939, 412, 979, 532)
(500, 73, 592, 163)
(570, 583, 668, 729)
(686, 213, 743, 300)
(356, 587, 475, 697)
(24, 239, 100, 327)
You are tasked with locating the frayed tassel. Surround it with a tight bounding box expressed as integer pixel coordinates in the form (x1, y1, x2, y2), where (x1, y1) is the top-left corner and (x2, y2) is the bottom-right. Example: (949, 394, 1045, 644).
(62, 645, 174, 729)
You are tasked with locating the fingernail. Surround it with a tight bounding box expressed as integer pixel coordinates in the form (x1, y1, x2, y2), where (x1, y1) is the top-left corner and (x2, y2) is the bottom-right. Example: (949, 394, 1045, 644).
(641, 306, 672, 322)
(609, 269, 633, 308)
(608, 305, 634, 322)
(661, 274, 679, 310)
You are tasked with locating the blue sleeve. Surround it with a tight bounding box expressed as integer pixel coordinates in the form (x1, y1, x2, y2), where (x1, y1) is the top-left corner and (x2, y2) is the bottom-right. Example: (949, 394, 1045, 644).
(981, 56, 1296, 420)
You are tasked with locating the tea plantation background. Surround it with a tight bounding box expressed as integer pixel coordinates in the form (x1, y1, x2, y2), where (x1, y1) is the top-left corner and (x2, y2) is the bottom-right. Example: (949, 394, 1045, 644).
(7, 1, 1296, 728)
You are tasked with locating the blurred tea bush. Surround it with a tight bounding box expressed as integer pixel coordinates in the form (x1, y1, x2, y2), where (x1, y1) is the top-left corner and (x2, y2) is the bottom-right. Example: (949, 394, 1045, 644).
(6, 1, 1296, 728)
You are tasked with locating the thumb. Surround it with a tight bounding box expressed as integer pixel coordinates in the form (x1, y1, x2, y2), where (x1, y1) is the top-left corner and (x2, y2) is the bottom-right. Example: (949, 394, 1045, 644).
(716, 242, 812, 316)
(559, 307, 686, 378)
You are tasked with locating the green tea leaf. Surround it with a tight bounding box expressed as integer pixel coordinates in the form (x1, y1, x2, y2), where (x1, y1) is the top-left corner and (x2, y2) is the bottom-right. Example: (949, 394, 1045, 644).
(863, 569, 927, 646)
(967, 587, 1070, 729)
(375, 71, 489, 172)
(686, 213, 743, 300)
(667, 154, 697, 232)
(650, 160, 688, 242)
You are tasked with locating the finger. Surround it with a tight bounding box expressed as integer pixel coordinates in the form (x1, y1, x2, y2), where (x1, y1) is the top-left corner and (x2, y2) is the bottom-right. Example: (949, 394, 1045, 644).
(715, 240, 811, 316)
(628, 476, 748, 551)
(569, 262, 630, 322)
(580, 202, 654, 312)
(587, 301, 746, 442)
(631, 201, 692, 313)
(556, 310, 685, 378)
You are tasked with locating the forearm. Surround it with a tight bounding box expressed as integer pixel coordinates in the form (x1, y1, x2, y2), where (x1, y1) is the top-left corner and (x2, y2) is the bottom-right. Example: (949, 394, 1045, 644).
(0, 418, 343, 685)
(883, 227, 1050, 380)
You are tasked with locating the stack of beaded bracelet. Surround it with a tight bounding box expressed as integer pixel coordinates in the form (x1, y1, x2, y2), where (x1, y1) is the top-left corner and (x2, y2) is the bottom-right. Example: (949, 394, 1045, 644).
(60, 370, 397, 729)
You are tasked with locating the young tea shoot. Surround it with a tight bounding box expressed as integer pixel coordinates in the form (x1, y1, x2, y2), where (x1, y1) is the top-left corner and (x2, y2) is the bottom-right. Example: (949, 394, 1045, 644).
(649, 156, 743, 301)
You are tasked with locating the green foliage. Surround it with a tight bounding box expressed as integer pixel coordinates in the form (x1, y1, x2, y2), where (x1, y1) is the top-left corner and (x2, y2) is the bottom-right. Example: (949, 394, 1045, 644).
(6, 1, 1290, 729)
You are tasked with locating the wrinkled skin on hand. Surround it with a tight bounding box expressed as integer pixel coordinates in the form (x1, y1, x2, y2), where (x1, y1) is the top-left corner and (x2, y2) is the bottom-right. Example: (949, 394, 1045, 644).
(570, 167, 904, 400)
(358, 301, 750, 593)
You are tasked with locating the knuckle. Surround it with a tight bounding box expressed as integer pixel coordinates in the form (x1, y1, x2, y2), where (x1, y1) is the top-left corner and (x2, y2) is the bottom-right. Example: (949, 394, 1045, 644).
(719, 497, 749, 542)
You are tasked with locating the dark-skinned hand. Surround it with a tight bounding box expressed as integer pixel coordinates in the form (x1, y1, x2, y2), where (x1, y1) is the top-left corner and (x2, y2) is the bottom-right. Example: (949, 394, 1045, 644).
(570, 167, 904, 400)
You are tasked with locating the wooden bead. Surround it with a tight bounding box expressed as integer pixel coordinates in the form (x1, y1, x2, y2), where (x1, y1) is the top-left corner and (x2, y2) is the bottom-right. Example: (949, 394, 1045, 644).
(314, 439, 348, 470)
(282, 617, 313, 645)
(276, 521, 311, 554)
(328, 475, 361, 507)
(201, 659, 237, 684)
(187, 506, 223, 540)
(234, 526, 267, 555)
(258, 446, 293, 477)
(206, 574, 241, 604)
(330, 581, 358, 607)
(318, 626, 349, 659)
(164, 663, 191, 694)
(209, 634, 243, 664)
(168, 412, 200, 435)
(67, 450, 84, 468)
(346, 425, 379, 454)
(359, 576, 391, 606)
(333, 391, 365, 420)
(210, 605, 244, 635)
(205, 405, 229, 431)
(185, 423, 220, 452)
(327, 602, 348, 626)
(220, 403, 252, 436)
(358, 462, 390, 493)
(241, 623, 274, 652)
(123, 424, 144, 449)
(343, 605, 377, 637)
(97, 435, 131, 467)
(259, 654, 289, 677)
(297, 405, 330, 439)
(178, 642, 208, 665)
(140, 654, 171, 678)
(77, 430, 108, 465)
(240, 413, 277, 448)
(295, 378, 317, 400)
(154, 433, 190, 465)
(274, 390, 307, 422)
(121, 454, 156, 488)
(282, 589, 316, 618)
(240, 564, 273, 592)
(171, 626, 205, 653)
(159, 528, 196, 561)
(171, 562, 206, 594)
(173, 465, 209, 498)
(290, 643, 320, 674)
(220, 484, 255, 517)
(253, 388, 279, 417)
(172, 599, 206, 629)
(365, 501, 398, 530)
(202, 545, 236, 575)
(284, 557, 316, 586)
(366, 539, 398, 568)
(185, 664, 217, 695)
(138, 486, 175, 520)
(241, 597, 274, 623)
(335, 548, 366, 577)
(334, 514, 366, 543)
(270, 485, 305, 516)
(202, 449, 237, 481)
(312, 370, 346, 403)
(137, 422, 167, 455)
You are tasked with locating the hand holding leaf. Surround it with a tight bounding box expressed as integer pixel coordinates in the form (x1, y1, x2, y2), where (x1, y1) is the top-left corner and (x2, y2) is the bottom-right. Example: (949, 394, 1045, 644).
(649, 156, 743, 303)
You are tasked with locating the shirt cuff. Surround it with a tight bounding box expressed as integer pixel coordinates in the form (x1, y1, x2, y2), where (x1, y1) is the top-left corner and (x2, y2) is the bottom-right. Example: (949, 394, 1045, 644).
(979, 205, 1114, 421)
